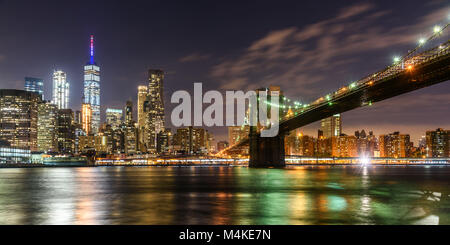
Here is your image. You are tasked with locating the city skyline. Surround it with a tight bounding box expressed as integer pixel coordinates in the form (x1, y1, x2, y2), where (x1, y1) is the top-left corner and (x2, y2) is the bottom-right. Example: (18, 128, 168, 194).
(0, 1, 450, 144)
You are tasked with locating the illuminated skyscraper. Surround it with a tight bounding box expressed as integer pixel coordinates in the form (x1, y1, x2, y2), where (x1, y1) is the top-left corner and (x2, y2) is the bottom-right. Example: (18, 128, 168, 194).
(125, 100, 134, 125)
(83, 35, 101, 134)
(37, 102, 58, 152)
(379, 132, 410, 158)
(321, 114, 342, 138)
(145, 69, 165, 153)
(106, 108, 123, 130)
(24, 77, 44, 99)
(138, 86, 148, 130)
(52, 70, 69, 109)
(0, 90, 40, 151)
(82, 103, 92, 135)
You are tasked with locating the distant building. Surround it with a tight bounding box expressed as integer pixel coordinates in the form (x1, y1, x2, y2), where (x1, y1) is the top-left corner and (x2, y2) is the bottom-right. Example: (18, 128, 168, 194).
(157, 128, 172, 154)
(321, 114, 341, 138)
(143, 69, 166, 153)
(82, 103, 92, 135)
(125, 100, 134, 126)
(217, 141, 229, 152)
(56, 109, 75, 153)
(37, 102, 58, 152)
(426, 128, 449, 158)
(355, 130, 378, 157)
(106, 108, 123, 130)
(24, 77, 44, 99)
(316, 134, 332, 157)
(0, 90, 40, 151)
(332, 134, 357, 157)
(173, 127, 212, 155)
(52, 70, 69, 109)
(379, 132, 410, 158)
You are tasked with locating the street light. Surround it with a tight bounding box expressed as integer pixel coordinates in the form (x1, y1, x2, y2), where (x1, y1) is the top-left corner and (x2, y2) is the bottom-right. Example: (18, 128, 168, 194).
(393, 56, 401, 64)
(418, 38, 426, 45)
(433, 25, 442, 34)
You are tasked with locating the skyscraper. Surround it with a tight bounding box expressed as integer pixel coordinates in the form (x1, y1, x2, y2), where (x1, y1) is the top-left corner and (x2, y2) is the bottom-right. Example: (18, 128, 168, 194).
(138, 86, 148, 130)
(37, 102, 58, 152)
(0, 90, 40, 151)
(24, 77, 44, 99)
(82, 103, 92, 135)
(52, 70, 69, 109)
(145, 69, 165, 153)
(125, 100, 134, 125)
(106, 108, 123, 130)
(83, 35, 101, 134)
(321, 114, 342, 138)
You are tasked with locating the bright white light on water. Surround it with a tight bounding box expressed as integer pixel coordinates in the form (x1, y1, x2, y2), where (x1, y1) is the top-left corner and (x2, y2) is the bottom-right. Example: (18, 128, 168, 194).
(360, 156, 371, 166)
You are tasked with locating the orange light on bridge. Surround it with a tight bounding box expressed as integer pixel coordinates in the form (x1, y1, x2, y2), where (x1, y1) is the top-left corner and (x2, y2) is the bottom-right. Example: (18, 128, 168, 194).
(407, 65, 414, 71)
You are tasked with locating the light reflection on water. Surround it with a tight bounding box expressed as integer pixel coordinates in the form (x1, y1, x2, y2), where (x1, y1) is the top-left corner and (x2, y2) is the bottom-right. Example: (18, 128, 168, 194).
(0, 165, 449, 225)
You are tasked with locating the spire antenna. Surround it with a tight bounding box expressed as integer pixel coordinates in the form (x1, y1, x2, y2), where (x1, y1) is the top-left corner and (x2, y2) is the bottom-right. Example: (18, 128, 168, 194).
(90, 35, 94, 65)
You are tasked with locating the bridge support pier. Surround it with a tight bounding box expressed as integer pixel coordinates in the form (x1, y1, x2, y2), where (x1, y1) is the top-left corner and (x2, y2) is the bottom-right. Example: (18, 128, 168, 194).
(249, 127, 286, 168)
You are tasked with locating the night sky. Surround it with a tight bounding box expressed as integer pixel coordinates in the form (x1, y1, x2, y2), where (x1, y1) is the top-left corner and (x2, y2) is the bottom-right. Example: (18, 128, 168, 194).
(0, 0, 449, 144)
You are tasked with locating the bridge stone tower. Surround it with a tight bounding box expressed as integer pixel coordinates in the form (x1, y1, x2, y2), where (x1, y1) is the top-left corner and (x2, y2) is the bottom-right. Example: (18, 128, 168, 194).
(249, 126, 286, 168)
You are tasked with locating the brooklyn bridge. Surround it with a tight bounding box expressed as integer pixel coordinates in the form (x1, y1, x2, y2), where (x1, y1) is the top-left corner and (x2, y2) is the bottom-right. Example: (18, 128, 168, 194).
(222, 23, 450, 168)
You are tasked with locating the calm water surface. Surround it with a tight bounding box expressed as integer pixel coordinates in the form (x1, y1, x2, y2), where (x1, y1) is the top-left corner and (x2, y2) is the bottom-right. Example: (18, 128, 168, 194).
(0, 165, 449, 225)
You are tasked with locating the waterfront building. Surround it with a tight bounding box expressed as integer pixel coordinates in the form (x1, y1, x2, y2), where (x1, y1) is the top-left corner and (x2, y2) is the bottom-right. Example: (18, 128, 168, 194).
(57, 109, 75, 153)
(355, 130, 378, 157)
(123, 125, 138, 155)
(321, 114, 342, 138)
(52, 70, 69, 109)
(0, 90, 40, 151)
(316, 133, 332, 157)
(157, 128, 172, 154)
(332, 134, 358, 157)
(83, 35, 101, 134)
(0, 141, 31, 164)
(24, 77, 44, 99)
(426, 128, 450, 158)
(106, 108, 123, 130)
(173, 127, 212, 155)
(379, 132, 411, 158)
(82, 103, 92, 135)
(37, 102, 58, 152)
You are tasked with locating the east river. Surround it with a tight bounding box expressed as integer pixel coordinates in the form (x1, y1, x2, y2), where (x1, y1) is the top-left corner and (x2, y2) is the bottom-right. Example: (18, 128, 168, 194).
(0, 165, 448, 225)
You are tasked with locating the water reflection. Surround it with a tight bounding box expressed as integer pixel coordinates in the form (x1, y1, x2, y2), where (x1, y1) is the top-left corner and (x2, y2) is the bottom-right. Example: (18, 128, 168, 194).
(0, 166, 449, 225)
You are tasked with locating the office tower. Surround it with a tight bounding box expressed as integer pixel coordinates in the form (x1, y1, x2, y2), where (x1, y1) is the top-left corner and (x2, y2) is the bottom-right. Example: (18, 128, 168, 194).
(83, 35, 101, 134)
(57, 109, 75, 153)
(332, 134, 358, 157)
(24, 77, 44, 99)
(37, 102, 58, 152)
(125, 101, 134, 125)
(379, 132, 411, 158)
(217, 141, 229, 152)
(0, 90, 40, 151)
(106, 108, 123, 130)
(321, 114, 342, 138)
(52, 70, 69, 109)
(138, 86, 148, 130)
(82, 103, 92, 135)
(426, 128, 449, 158)
(145, 69, 165, 153)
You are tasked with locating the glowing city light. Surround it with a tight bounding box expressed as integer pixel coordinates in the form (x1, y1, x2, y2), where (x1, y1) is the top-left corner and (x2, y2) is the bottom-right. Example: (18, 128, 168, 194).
(360, 156, 371, 166)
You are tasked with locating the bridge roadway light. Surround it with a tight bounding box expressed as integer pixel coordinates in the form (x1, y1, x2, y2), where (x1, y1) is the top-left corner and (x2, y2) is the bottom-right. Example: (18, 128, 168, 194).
(433, 25, 442, 34)
(418, 38, 426, 45)
(393, 56, 401, 64)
